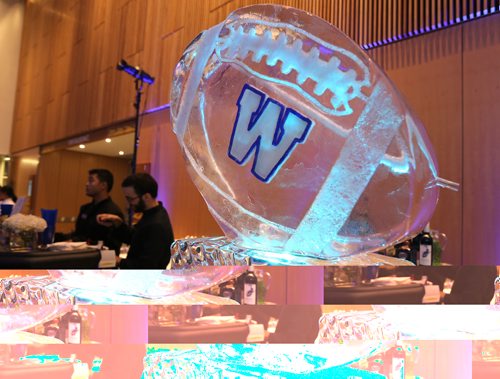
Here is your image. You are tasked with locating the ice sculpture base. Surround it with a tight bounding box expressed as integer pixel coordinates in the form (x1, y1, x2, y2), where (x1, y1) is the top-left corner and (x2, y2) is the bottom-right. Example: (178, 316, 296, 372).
(171, 236, 414, 267)
(143, 345, 387, 379)
(0, 331, 64, 344)
(317, 306, 500, 341)
(1, 274, 240, 307)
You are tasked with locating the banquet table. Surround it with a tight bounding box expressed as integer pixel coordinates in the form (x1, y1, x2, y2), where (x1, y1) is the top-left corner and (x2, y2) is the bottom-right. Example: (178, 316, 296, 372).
(0, 248, 101, 269)
(473, 361, 500, 377)
(324, 281, 425, 304)
(148, 321, 250, 343)
(0, 361, 74, 379)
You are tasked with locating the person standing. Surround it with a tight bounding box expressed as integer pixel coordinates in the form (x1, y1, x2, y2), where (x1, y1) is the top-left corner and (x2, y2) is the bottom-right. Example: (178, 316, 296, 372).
(0, 185, 17, 205)
(97, 173, 174, 269)
(73, 169, 124, 255)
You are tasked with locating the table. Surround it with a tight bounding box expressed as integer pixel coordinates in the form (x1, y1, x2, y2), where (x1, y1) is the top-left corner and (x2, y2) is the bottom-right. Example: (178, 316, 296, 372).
(149, 322, 250, 343)
(473, 361, 500, 377)
(0, 361, 74, 379)
(324, 282, 425, 304)
(0, 248, 101, 269)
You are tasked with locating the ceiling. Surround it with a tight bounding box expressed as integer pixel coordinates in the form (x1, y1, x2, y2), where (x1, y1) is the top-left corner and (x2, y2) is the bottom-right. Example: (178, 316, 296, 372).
(67, 133, 134, 158)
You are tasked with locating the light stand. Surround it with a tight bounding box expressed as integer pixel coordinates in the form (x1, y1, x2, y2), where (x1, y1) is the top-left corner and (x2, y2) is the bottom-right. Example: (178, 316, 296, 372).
(116, 59, 155, 174)
(116, 59, 155, 226)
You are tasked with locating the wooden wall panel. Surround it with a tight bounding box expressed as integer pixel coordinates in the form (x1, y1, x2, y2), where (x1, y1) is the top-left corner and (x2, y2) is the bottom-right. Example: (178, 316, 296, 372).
(141, 1, 164, 111)
(462, 13, 500, 264)
(160, 31, 187, 105)
(9, 149, 39, 216)
(114, 50, 141, 122)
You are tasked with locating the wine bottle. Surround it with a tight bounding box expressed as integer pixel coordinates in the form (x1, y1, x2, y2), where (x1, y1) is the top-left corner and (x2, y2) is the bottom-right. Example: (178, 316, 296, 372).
(58, 312, 70, 342)
(234, 274, 244, 303)
(44, 320, 59, 338)
(385, 245, 396, 257)
(419, 223, 433, 266)
(219, 279, 236, 300)
(67, 305, 82, 344)
(241, 266, 258, 305)
(396, 241, 412, 261)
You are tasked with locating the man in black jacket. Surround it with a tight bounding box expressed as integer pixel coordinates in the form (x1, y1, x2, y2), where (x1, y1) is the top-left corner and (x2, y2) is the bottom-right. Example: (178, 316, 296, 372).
(97, 173, 174, 269)
(73, 168, 124, 255)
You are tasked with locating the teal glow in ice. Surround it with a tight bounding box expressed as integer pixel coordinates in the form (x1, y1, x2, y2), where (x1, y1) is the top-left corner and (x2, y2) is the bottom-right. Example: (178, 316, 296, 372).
(171, 4, 452, 262)
(142, 344, 387, 378)
(47, 269, 245, 304)
(20, 355, 80, 364)
(285, 81, 403, 255)
(216, 20, 370, 116)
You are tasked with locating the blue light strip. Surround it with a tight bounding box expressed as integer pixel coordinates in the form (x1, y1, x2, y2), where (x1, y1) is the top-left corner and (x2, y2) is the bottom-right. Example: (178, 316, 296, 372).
(362, 7, 500, 50)
(143, 103, 170, 115)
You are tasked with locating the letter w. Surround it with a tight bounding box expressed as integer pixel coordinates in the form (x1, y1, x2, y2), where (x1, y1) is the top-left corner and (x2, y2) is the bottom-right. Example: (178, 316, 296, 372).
(228, 84, 312, 183)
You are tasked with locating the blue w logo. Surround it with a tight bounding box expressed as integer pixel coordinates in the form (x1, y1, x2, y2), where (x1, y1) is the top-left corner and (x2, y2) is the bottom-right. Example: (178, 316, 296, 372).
(228, 84, 313, 183)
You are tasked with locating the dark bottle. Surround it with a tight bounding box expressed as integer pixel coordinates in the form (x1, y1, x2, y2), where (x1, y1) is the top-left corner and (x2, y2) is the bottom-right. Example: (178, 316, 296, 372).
(407, 239, 418, 265)
(396, 241, 412, 262)
(241, 266, 258, 305)
(234, 274, 245, 303)
(385, 245, 396, 258)
(219, 279, 236, 300)
(58, 312, 70, 342)
(67, 305, 82, 344)
(418, 224, 433, 266)
(44, 320, 59, 338)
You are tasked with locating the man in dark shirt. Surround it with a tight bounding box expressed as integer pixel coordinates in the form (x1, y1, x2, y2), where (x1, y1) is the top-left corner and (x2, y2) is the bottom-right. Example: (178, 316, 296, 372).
(97, 173, 174, 269)
(73, 168, 124, 255)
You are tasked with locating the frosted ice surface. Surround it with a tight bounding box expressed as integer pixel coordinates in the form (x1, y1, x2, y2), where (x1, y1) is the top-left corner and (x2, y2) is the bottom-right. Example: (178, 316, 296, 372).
(171, 4, 441, 260)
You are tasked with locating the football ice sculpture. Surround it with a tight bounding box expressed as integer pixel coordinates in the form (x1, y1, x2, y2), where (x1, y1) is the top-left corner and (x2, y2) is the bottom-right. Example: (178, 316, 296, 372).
(171, 5, 446, 260)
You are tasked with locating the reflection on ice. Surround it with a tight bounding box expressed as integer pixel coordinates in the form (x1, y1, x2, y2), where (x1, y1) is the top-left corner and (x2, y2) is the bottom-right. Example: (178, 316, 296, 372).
(143, 344, 386, 378)
(318, 306, 500, 342)
(171, 236, 414, 267)
(48, 268, 245, 300)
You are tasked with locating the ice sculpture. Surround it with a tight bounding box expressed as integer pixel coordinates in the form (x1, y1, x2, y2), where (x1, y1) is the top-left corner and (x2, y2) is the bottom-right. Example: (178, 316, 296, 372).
(317, 306, 500, 341)
(315, 311, 400, 343)
(0, 305, 71, 335)
(47, 269, 244, 303)
(143, 344, 386, 378)
(171, 4, 457, 261)
(0, 270, 242, 309)
(1, 276, 72, 335)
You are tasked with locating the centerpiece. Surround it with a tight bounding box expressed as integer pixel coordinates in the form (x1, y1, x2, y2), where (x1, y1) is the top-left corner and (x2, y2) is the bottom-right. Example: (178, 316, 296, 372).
(1, 213, 47, 251)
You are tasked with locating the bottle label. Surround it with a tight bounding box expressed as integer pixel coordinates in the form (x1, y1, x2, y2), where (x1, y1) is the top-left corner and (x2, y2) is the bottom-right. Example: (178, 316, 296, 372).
(242, 283, 257, 304)
(67, 322, 81, 344)
(419, 244, 432, 265)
